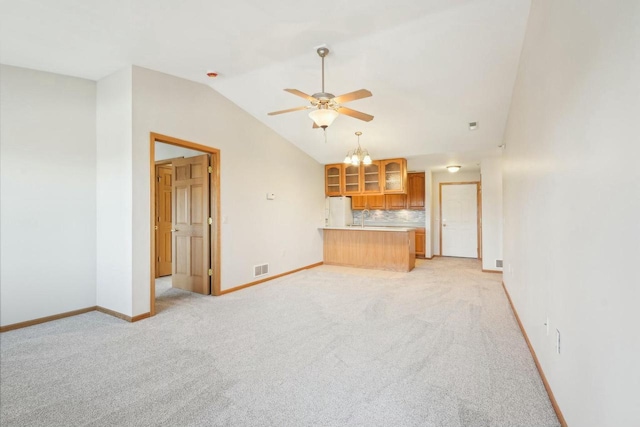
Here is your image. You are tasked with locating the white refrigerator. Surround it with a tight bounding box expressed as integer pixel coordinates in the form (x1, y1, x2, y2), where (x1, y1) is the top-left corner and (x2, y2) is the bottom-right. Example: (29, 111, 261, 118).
(325, 196, 353, 227)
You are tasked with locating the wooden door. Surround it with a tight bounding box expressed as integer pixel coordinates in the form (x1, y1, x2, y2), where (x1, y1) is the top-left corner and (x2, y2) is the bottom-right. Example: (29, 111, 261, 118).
(441, 183, 478, 258)
(155, 165, 172, 277)
(172, 154, 211, 294)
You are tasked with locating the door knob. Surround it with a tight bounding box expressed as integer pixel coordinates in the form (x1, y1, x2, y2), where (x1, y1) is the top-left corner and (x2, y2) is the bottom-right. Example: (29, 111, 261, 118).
(171, 228, 179, 232)
(443, 224, 447, 227)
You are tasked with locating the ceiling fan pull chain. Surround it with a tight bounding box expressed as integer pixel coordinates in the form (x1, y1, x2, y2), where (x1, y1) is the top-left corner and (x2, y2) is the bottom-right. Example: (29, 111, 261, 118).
(324, 128, 327, 144)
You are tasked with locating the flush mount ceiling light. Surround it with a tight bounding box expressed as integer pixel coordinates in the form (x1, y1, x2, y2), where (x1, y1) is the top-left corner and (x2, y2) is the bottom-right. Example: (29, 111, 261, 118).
(446, 165, 461, 173)
(469, 121, 479, 130)
(344, 131, 372, 166)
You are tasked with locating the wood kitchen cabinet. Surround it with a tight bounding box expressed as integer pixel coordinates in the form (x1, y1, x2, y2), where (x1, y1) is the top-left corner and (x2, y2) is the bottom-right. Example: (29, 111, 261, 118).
(325, 164, 343, 196)
(351, 196, 366, 210)
(361, 161, 382, 194)
(325, 158, 407, 197)
(366, 195, 386, 209)
(385, 194, 407, 210)
(343, 164, 362, 195)
(382, 159, 407, 194)
(415, 228, 426, 258)
(351, 194, 385, 210)
(407, 172, 425, 210)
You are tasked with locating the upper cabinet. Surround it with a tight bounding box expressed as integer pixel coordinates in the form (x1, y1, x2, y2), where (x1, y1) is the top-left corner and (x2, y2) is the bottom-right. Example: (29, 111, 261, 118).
(352, 172, 426, 211)
(325, 164, 343, 196)
(361, 161, 382, 194)
(343, 164, 362, 195)
(324, 158, 407, 197)
(407, 172, 425, 210)
(382, 159, 407, 194)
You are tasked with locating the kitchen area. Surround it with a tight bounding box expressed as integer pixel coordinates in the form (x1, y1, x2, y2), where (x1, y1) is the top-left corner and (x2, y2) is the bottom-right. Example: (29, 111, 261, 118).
(321, 158, 426, 272)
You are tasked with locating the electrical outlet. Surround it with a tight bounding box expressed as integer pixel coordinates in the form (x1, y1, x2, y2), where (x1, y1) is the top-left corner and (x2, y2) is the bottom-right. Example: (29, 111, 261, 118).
(556, 329, 561, 354)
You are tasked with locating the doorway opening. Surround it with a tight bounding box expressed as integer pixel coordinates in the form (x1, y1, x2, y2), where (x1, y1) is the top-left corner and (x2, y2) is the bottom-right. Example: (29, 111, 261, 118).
(149, 133, 221, 317)
(439, 181, 482, 259)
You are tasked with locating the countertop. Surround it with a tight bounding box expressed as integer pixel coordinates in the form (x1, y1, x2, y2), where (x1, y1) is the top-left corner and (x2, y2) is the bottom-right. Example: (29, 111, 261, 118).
(321, 226, 417, 232)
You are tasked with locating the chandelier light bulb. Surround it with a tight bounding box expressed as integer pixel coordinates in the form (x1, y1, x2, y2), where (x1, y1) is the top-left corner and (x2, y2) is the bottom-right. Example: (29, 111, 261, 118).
(343, 131, 372, 167)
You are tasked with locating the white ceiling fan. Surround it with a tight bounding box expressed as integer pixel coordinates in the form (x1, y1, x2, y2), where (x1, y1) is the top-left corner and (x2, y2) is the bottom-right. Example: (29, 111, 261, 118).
(268, 47, 374, 129)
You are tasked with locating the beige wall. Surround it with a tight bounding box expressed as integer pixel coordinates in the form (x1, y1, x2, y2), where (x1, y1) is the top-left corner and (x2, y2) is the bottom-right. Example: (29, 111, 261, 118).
(0, 65, 97, 326)
(502, 0, 640, 425)
(96, 66, 133, 316)
(131, 66, 325, 315)
(480, 158, 503, 271)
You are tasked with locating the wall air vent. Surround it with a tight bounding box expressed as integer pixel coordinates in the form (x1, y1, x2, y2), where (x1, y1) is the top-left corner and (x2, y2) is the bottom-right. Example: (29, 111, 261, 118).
(253, 264, 269, 278)
(496, 260, 503, 268)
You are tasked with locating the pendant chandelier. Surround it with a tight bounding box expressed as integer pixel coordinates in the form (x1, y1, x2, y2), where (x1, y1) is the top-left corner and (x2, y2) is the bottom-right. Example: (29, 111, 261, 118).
(343, 131, 372, 166)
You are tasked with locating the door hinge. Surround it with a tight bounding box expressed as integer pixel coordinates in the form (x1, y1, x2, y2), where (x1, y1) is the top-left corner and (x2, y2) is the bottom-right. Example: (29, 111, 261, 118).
(208, 166, 212, 174)
(208, 269, 213, 276)
(157, 256, 161, 262)
(157, 176, 161, 182)
(208, 217, 212, 225)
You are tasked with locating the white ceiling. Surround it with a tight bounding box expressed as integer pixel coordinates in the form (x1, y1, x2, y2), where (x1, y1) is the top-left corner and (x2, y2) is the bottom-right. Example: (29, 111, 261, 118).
(0, 0, 530, 165)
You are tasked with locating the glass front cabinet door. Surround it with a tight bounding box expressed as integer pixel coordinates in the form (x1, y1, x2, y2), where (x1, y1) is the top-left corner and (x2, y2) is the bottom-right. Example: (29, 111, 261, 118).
(342, 164, 362, 195)
(382, 158, 407, 194)
(361, 161, 382, 194)
(325, 164, 343, 196)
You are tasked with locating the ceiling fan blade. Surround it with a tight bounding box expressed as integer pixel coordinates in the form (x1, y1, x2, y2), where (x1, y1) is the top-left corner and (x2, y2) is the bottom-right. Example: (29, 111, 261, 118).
(267, 106, 310, 116)
(337, 106, 374, 122)
(332, 89, 372, 104)
(284, 89, 316, 102)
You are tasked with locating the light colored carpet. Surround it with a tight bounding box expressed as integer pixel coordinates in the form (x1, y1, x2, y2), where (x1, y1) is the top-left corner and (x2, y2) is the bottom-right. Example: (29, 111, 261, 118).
(0, 258, 559, 426)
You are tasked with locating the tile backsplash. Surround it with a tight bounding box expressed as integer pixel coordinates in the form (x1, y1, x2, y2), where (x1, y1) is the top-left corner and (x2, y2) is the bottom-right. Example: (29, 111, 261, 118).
(353, 209, 426, 225)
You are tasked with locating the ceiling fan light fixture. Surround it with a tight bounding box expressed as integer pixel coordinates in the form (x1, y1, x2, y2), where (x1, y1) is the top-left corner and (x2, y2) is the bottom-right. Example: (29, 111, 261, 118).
(309, 108, 339, 129)
(447, 165, 462, 173)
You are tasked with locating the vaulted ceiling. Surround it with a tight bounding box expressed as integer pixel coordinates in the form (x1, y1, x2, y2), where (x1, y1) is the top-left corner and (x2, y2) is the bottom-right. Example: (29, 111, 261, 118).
(0, 0, 530, 165)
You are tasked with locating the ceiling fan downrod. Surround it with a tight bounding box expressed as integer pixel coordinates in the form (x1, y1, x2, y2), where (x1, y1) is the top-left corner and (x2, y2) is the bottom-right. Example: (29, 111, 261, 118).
(317, 47, 329, 94)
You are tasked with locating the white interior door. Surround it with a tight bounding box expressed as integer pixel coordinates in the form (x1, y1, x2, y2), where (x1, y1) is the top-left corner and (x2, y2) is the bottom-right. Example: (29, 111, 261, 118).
(441, 183, 478, 258)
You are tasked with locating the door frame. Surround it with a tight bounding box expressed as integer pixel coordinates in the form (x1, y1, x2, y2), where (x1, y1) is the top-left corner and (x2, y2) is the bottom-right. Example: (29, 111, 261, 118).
(439, 181, 482, 259)
(149, 133, 221, 317)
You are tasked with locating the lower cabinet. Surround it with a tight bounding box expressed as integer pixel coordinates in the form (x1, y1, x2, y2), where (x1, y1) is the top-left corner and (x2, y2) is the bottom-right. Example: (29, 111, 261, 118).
(415, 228, 426, 258)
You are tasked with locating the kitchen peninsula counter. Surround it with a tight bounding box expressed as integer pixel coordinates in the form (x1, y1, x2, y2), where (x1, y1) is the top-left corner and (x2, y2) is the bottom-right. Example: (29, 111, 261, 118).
(320, 226, 416, 272)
